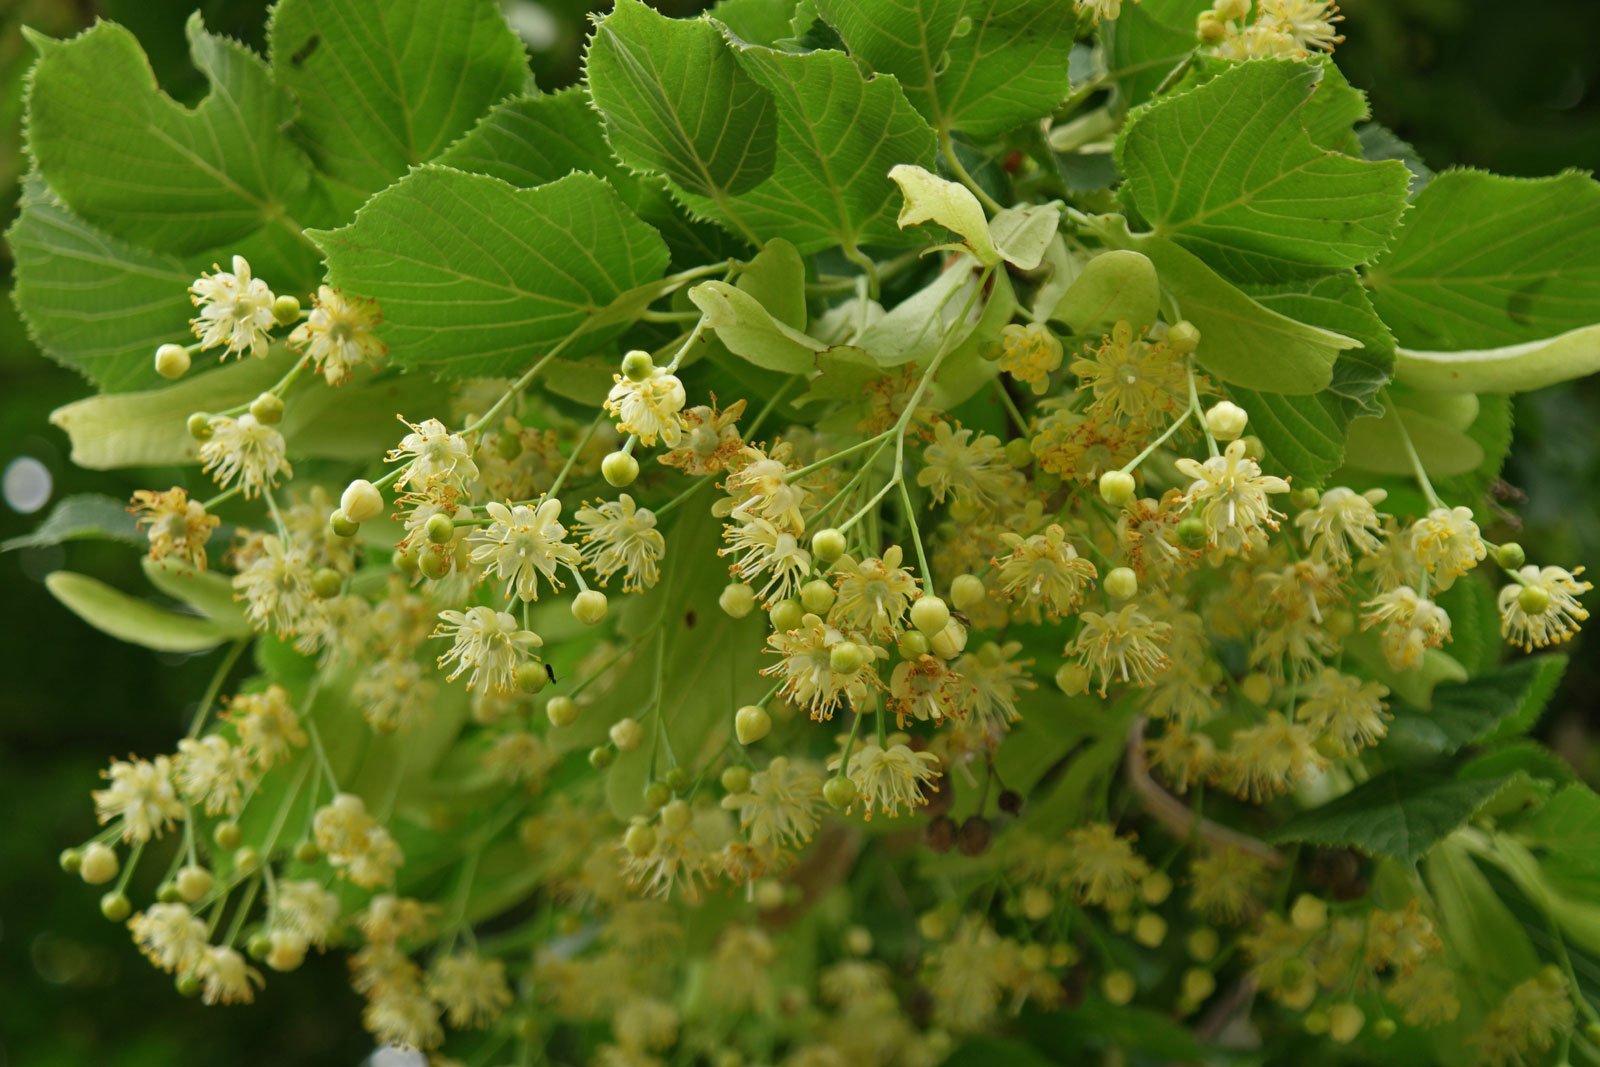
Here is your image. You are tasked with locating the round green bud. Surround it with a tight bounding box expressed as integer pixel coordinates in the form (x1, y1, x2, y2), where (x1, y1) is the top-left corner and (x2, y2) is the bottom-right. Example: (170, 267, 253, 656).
(58, 847, 83, 875)
(1214, 0, 1250, 19)
(1166, 320, 1201, 355)
(187, 412, 215, 441)
(1182, 967, 1216, 1004)
(898, 630, 930, 660)
(910, 596, 950, 637)
(949, 573, 986, 612)
(157, 881, 183, 905)
(1133, 912, 1167, 948)
(99, 892, 132, 922)
(233, 847, 261, 874)
(1187, 927, 1219, 962)
(829, 641, 868, 675)
(1518, 583, 1552, 615)
(213, 822, 242, 850)
(1020, 886, 1054, 922)
(266, 932, 306, 972)
(1102, 970, 1136, 1006)
(1240, 435, 1264, 461)
(735, 704, 772, 746)
(1104, 567, 1138, 600)
(659, 799, 692, 835)
(81, 843, 120, 885)
(546, 695, 578, 727)
(155, 343, 191, 380)
(610, 717, 643, 752)
(1055, 662, 1090, 696)
(424, 512, 455, 544)
(844, 925, 873, 956)
(1004, 437, 1033, 469)
(249, 392, 285, 425)
(1176, 516, 1208, 549)
(1141, 870, 1174, 906)
(588, 745, 615, 770)
(310, 568, 343, 599)
(1240, 672, 1273, 706)
(293, 841, 321, 864)
(642, 781, 671, 810)
(516, 659, 550, 694)
(1291, 893, 1328, 932)
(1204, 401, 1249, 442)
(1196, 12, 1226, 42)
(823, 775, 858, 810)
(175, 973, 202, 998)
(664, 766, 692, 794)
(621, 349, 655, 382)
(392, 543, 419, 574)
(623, 822, 656, 857)
(811, 528, 847, 564)
(601, 450, 639, 488)
(719, 583, 756, 619)
(769, 599, 804, 632)
(247, 932, 272, 960)
(800, 579, 836, 614)
(1495, 542, 1527, 569)
(720, 766, 752, 794)
(1373, 1018, 1397, 1040)
(572, 589, 609, 625)
(328, 509, 361, 539)
(1099, 469, 1137, 507)
(418, 548, 452, 580)
(1328, 1003, 1365, 1044)
(271, 294, 302, 325)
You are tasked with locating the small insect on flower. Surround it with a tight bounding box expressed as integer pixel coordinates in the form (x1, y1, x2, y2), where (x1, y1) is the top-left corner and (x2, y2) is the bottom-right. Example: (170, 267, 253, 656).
(288, 286, 387, 385)
(828, 742, 941, 820)
(131, 488, 220, 571)
(433, 605, 544, 693)
(1498, 565, 1592, 650)
(189, 255, 277, 358)
(470, 499, 583, 602)
(93, 755, 185, 844)
(605, 365, 688, 446)
(199, 414, 291, 498)
(575, 494, 666, 592)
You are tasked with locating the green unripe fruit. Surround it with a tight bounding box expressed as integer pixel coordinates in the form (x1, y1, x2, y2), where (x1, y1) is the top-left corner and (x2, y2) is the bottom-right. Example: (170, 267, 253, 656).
(898, 630, 930, 660)
(418, 548, 452, 580)
(249, 392, 285, 425)
(719, 583, 756, 619)
(1099, 470, 1137, 507)
(1104, 567, 1138, 600)
(1004, 437, 1033, 469)
(1495, 542, 1527, 569)
(623, 822, 656, 856)
(546, 695, 578, 727)
(1176, 516, 1208, 549)
(769, 599, 803, 632)
(424, 512, 455, 544)
(829, 641, 868, 675)
(213, 822, 242, 850)
(735, 704, 772, 745)
(721, 766, 752, 794)
(950, 574, 986, 612)
(800, 579, 836, 614)
(271, 294, 302, 325)
(328, 509, 361, 539)
(1166, 320, 1201, 355)
(602, 450, 639, 487)
(621, 349, 655, 382)
(187, 412, 215, 441)
(59, 848, 84, 874)
(823, 775, 858, 809)
(155, 343, 191, 379)
(910, 596, 950, 636)
(310, 568, 343, 599)
(588, 746, 615, 769)
(1518, 583, 1551, 615)
(572, 589, 609, 625)
(642, 781, 671, 810)
(516, 660, 550, 694)
(293, 841, 321, 864)
(1055, 662, 1090, 696)
(811, 528, 847, 564)
(157, 882, 183, 904)
(664, 766, 692, 794)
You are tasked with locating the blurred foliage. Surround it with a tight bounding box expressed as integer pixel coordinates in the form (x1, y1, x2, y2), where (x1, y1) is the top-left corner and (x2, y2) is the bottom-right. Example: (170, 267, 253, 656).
(1, 0, 1597, 1063)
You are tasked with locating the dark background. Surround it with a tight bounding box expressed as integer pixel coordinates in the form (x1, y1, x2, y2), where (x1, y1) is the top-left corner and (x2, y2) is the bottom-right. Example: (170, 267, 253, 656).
(1, 0, 1596, 1063)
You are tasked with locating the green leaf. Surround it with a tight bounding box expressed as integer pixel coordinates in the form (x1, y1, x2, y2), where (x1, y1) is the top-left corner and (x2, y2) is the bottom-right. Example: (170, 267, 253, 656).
(1365, 169, 1600, 350)
(268, 0, 529, 201)
(813, 0, 1078, 137)
(586, 0, 777, 205)
(722, 44, 938, 253)
(1388, 655, 1569, 757)
(1433, 393, 1514, 505)
(1269, 768, 1511, 867)
(8, 176, 195, 393)
(141, 558, 252, 638)
(436, 90, 626, 191)
(988, 201, 1062, 272)
(1096, 216, 1358, 393)
(736, 238, 808, 331)
(888, 164, 1000, 263)
(1518, 785, 1600, 893)
(1104, 0, 1207, 111)
(45, 570, 229, 653)
(1046, 249, 1160, 334)
(713, 0, 801, 46)
(688, 280, 846, 374)
(1395, 323, 1600, 395)
(1117, 59, 1410, 280)
(25, 16, 328, 260)
(1, 494, 142, 552)
(1426, 838, 1543, 998)
(1343, 401, 1485, 478)
(312, 167, 671, 378)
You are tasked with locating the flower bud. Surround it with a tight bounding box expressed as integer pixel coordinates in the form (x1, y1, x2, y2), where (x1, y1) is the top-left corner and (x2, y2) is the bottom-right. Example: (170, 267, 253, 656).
(811, 528, 847, 563)
(80, 843, 119, 885)
(1290, 893, 1328, 931)
(187, 412, 215, 441)
(1204, 401, 1249, 441)
(1004, 437, 1033, 469)
(829, 641, 868, 675)
(1494, 542, 1526, 569)
(546, 695, 578, 727)
(1373, 1018, 1397, 1040)
(1240, 671, 1273, 706)
(1134, 912, 1167, 947)
(267, 930, 307, 972)
(1099, 469, 1137, 506)
(1102, 970, 1136, 1005)
(1182, 968, 1216, 1003)
(424, 512, 455, 544)
(642, 781, 671, 810)
(572, 589, 609, 625)
(271, 294, 302, 325)
(910, 596, 950, 636)
(100, 891, 132, 922)
(1196, 13, 1226, 42)
(1176, 516, 1207, 549)
(155, 343, 191, 379)
(328, 509, 360, 539)
(1291, 486, 1321, 509)
(1187, 927, 1219, 962)
(844, 926, 873, 956)
(1055, 662, 1090, 696)
(1240, 435, 1264, 460)
(310, 568, 343, 599)
(1166, 319, 1201, 354)
(1328, 1003, 1364, 1044)
(213, 822, 242, 850)
(602, 450, 639, 487)
(247, 932, 272, 959)
(950, 573, 986, 612)
(898, 630, 930, 660)
(59, 848, 84, 874)
(176, 865, 214, 902)
(1021, 887, 1054, 921)
(769, 599, 803, 632)
(623, 822, 656, 856)
(929, 618, 967, 659)
(660, 799, 693, 833)
(1141, 870, 1173, 905)
(250, 392, 285, 425)
(800, 579, 836, 614)
(233, 847, 261, 873)
(294, 841, 320, 863)
(516, 660, 550, 694)
(735, 704, 772, 745)
(1105, 566, 1138, 600)
(823, 775, 857, 809)
(588, 745, 615, 769)
(719, 583, 756, 618)
(621, 349, 654, 382)
(721, 766, 752, 793)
